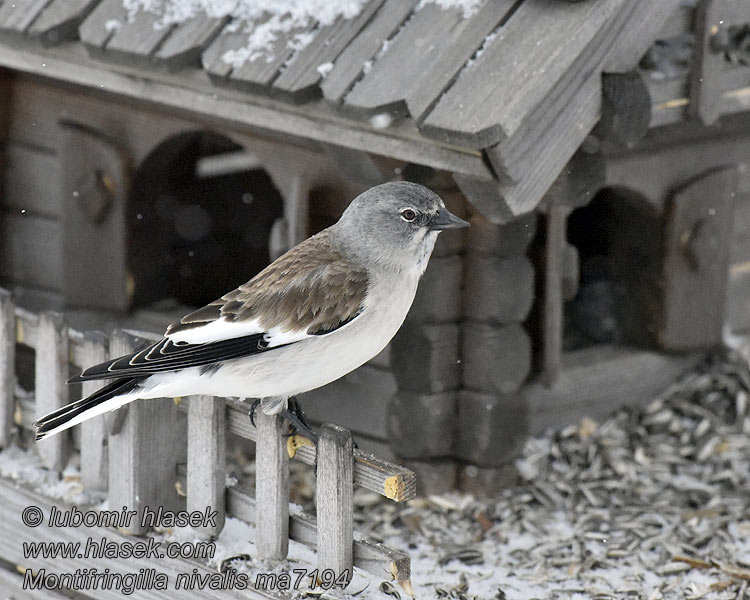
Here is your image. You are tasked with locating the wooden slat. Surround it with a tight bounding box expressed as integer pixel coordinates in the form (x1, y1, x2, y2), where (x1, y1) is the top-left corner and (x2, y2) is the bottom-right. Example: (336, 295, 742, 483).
(254, 409, 289, 559)
(13, 307, 40, 349)
(226, 486, 411, 583)
(60, 121, 130, 311)
(229, 21, 317, 90)
(542, 203, 569, 385)
(273, 0, 386, 98)
(154, 14, 227, 70)
(187, 395, 226, 537)
(28, 0, 101, 46)
(223, 398, 416, 501)
(316, 424, 354, 582)
(35, 312, 69, 472)
(0, 289, 14, 448)
(320, 0, 417, 103)
(78, 0, 127, 55)
(421, 0, 627, 147)
(0, 0, 49, 35)
(107, 330, 183, 535)
(661, 167, 739, 350)
(0, 211, 63, 291)
(78, 330, 108, 492)
(104, 9, 174, 64)
(346, 0, 515, 120)
(2, 142, 61, 218)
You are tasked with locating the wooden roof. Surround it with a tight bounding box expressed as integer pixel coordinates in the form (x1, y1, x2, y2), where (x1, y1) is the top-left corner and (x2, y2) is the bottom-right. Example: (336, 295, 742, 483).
(0, 0, 682, 220)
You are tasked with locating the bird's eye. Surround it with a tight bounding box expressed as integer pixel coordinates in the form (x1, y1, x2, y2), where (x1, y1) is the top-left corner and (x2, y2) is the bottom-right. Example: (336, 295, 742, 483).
(400, 208, 417, 222)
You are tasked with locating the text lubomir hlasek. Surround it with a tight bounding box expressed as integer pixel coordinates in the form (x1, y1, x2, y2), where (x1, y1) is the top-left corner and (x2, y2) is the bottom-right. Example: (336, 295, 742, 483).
(46, 505, 218, 529)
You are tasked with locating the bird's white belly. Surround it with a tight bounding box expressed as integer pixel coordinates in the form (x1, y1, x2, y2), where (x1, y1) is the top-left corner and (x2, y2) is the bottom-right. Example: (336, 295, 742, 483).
(141, 274, 419, 402)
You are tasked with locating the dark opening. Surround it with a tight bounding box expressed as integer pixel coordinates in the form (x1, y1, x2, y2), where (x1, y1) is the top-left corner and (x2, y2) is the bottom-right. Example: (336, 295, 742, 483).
(127, 132, 283, 308)
(564, 187, 664, 351)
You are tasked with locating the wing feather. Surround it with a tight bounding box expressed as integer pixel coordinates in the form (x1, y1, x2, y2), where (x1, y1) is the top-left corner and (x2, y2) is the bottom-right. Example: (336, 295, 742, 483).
(69, 229, 369, 383)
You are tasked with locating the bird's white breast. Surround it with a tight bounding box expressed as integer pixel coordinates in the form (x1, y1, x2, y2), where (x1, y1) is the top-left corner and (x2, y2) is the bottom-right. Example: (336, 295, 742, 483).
(141, 271, 420, 402)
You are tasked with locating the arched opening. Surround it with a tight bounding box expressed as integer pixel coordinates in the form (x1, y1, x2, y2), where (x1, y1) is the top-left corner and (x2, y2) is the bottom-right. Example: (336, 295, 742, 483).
(564, 186, 663, 350)
(127, 131, 283, 309)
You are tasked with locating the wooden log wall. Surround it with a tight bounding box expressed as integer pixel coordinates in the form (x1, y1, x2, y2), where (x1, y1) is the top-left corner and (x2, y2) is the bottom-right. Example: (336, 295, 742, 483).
(0, 288, 416, 592)
(386, 176, 467, 494)
(457, 211, 536, 490)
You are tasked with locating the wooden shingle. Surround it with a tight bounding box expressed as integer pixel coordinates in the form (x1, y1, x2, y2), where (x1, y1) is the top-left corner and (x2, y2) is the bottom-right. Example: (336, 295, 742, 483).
(273, 0, 386, 99)
(420, 0, 627, 147)
(320, 0, 418, 103)
(345, 0, 515, 120)
(104, 9, 174, 64)
(28, 0, 101, 46)
(78, 0, 127, 55)
(0, 0, 49, 35)
(155, 14, 227, 71)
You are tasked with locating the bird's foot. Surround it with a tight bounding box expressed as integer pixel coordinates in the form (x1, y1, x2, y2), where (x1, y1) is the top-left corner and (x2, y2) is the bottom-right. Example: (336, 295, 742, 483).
(281, 396, 318, 444)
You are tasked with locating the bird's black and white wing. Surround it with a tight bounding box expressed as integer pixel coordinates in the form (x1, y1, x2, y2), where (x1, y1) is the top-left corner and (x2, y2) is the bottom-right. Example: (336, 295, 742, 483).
(69, 231, 368, 383)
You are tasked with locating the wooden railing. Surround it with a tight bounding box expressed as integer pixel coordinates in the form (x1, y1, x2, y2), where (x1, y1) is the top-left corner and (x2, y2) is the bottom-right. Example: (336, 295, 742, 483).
(0, 288, 415, 591)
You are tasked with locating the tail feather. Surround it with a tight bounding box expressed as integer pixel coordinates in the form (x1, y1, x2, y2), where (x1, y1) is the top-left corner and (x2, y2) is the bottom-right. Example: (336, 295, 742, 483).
(34, 377, 143, 441)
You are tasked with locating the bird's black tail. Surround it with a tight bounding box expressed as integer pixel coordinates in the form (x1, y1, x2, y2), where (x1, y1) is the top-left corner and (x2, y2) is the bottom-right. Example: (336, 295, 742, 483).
(34, 377, 143, 441)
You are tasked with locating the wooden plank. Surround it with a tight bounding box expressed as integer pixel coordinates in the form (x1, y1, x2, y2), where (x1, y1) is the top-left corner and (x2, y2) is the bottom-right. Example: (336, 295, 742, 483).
(274, 0, 387, 98)
(0, 211, 62, 291)
(78, 330, 108, 492)
(34, 312, 69, 472)
(1, 47, 492, 179)
(660, 167, 739, 350)
(254, 409, 289, 559)
(155, 15, 227, 71)
(221, 398, 416, 501)
(28, 0, 101, 46)
(226, 486, 411, 584)
(2, 142, 61, 218)
(107, 329, 184, 535)
(78, 0, 127, 55)
(526, 346, 702, 434)
(345, 0, 515, 119)
(421, 0, 627, 147)
(187, 395, 226, 537)
(59, 121, 130, 311)
(229, 21, 317, 90)
(316, 424, 354, 582)
(105, 9, 175, 64)
(596, 71, 652, 148)
(0, 0, 49, 35)
(0, 289, 14, 448)
(542, 203, 569, 385)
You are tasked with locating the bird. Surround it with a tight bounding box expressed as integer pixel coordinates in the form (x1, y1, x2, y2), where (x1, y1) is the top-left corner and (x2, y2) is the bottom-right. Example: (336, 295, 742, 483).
(34, 181, 469, 441)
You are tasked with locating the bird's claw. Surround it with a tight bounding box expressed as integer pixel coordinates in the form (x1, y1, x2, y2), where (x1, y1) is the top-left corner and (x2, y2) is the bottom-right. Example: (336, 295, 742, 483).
(248, 398, 261, 428)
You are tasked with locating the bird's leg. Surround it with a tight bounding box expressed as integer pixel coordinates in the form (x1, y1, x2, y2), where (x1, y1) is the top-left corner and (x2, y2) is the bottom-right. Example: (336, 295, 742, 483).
(248, 398, 262, 428)
(280, 396, 318, 443)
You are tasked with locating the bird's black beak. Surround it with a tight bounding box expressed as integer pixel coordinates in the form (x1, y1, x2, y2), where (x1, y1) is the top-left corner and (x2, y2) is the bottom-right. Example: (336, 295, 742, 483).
(429, 208, 470, 231)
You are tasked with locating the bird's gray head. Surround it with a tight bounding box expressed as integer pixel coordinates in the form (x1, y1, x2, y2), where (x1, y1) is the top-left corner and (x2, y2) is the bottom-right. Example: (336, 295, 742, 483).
(331, 181, 469, 274)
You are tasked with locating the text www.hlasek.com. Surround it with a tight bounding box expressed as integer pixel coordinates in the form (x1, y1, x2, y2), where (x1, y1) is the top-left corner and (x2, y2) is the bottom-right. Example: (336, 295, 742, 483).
(23, 536, 215, 560)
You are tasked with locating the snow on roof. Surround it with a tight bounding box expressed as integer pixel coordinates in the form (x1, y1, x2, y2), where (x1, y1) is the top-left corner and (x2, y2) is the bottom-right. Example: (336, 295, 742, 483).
(122, 0, 483, 65)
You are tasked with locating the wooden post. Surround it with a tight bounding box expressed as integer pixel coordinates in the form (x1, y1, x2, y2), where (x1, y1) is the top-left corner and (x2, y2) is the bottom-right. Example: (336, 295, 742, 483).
(316, 424, 354, 585)
(0, 289, 15, 448)
(543, 203, 570, 385)
(255, 409, 289, 560)
(79, 331, 109, 492)
(107, 330, 182, 535)
(187, 395, 226, 537)
(35, 312, 69, 472)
